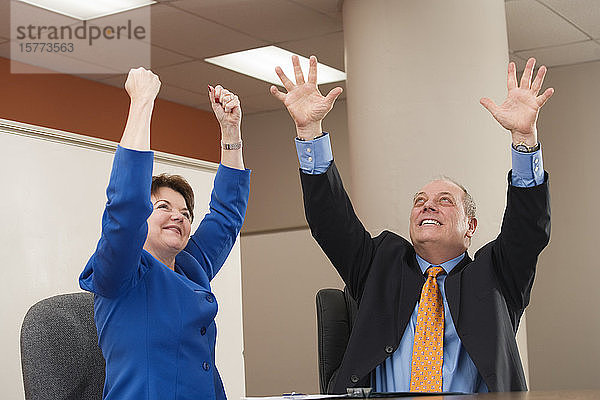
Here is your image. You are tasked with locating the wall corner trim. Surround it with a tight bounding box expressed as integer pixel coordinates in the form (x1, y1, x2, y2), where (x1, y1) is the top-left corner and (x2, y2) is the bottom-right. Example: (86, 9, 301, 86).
(0, 118, 218, 173)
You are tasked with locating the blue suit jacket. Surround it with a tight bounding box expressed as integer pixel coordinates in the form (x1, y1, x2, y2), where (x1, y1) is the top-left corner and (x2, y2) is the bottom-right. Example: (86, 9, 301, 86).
(80, 147, 250, 400)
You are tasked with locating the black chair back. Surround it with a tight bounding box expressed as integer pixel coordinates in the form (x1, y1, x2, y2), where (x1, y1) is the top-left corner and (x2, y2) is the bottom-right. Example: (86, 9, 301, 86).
(315, 287, 358, 394)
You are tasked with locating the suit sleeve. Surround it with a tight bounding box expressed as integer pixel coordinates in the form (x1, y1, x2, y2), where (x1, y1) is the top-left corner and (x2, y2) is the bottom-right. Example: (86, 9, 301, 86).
(490, 170, 551, 313)
(300, 162, 378, 301)
(79, 146, 154, 298)
(184, 164, 250, 281)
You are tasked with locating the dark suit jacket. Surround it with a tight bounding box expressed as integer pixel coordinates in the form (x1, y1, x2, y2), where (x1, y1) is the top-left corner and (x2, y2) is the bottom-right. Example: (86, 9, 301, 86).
(300, 162, 550, 393)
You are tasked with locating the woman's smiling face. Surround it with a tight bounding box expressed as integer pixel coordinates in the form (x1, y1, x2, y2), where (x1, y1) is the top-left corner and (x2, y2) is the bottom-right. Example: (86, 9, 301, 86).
(144, 186, 192, 263)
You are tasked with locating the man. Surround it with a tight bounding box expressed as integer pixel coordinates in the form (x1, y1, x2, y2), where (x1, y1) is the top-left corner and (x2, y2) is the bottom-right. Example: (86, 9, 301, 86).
(270, 56, 552, 393)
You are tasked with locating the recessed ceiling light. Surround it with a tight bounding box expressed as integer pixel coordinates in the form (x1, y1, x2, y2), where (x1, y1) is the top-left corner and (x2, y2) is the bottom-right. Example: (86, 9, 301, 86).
(205, 46, 346, 86)
(17, 0, 156, 20)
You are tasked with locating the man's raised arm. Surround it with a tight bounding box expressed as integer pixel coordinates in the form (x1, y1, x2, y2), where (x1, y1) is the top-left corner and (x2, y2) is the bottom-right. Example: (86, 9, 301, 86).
(270, 56, 376, 298)
(481, 58, 554, 187)
(480, 58, 553, 312)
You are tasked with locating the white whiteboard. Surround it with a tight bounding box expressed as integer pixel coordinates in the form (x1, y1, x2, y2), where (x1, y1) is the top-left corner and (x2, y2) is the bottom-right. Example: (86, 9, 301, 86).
(0, 119, 246, 400)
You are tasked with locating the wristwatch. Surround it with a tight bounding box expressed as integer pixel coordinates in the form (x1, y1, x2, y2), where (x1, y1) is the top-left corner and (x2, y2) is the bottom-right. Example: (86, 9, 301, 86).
(297, 132, 326, 141)
(512, 141, 540, 153)
(221, 140, 242, 150)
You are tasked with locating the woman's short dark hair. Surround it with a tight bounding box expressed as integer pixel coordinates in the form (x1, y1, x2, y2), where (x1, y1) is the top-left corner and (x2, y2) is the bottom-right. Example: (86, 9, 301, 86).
(151, 174, 195, 222)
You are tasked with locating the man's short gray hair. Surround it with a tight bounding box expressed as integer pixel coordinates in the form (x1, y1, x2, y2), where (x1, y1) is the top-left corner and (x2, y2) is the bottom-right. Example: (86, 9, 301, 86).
(438, 176, 477, 218)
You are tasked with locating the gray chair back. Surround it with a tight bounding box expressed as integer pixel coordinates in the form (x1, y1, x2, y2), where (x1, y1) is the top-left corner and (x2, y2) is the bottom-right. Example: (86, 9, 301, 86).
(20, 292, 105, 400)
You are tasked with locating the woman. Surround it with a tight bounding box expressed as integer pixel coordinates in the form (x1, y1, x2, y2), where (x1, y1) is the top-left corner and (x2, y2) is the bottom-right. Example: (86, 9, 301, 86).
(79, 67, 250, 400)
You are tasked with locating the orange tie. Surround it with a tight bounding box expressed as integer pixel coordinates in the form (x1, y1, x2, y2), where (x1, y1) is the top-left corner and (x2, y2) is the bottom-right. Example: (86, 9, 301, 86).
(410, 266, 445, 392)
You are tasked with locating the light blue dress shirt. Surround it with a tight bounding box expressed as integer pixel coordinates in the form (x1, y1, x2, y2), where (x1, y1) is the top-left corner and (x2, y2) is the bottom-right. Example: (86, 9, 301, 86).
(375, 253, 487, 393)
(295, 132, 544, 393)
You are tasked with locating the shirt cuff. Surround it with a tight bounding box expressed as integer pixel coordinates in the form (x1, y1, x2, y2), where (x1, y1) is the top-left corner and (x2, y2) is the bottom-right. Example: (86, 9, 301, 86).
(511, 144, 544, 187)
(295, 133, 333, 174)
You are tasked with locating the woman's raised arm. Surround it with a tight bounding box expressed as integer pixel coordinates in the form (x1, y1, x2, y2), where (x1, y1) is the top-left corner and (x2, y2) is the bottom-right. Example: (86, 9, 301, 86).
(120, 67, 161, 151)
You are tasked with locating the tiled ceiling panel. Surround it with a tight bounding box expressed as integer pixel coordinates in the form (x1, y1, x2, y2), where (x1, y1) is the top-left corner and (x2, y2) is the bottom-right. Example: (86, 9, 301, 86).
(541, 0, 600, 38)
(279, 31, 345, 70)
(150, 4, 266, 59)
(514, 39, 600, 67)
(170, 0, 341, 43)
(154, 59, 271, 98)
(151, 45, 194, 68)
(2, 0, 600, 113)
(288, 0, 342, 19)
(227, 90, 284, 115)
(157, 84, 208, 108)
(506, 0, 588, 50)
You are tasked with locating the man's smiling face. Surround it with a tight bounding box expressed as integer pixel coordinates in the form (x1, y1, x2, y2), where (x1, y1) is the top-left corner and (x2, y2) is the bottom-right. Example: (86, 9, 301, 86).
(409, 179, 476, 261)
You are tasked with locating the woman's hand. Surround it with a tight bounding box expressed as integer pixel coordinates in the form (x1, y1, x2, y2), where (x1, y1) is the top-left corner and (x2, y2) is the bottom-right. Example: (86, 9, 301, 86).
(120, 67, 161, 151)
(208, 85, 242, 143)
(125, 67, 161, 105)
(208, 85, 245, 170)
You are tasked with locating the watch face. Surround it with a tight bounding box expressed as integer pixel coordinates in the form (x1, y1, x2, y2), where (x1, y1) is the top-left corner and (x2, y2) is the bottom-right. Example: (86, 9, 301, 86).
(515, 144, 529, 152)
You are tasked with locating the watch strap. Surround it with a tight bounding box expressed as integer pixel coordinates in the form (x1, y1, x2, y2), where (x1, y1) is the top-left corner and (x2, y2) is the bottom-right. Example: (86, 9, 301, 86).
(512, 141, 540, 153)
(221, 140, 242, 150)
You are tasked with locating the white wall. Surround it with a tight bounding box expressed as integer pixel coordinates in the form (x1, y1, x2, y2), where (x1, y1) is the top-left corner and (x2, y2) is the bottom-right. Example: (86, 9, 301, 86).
(241, 100, 350, 234)
(240, 102, 349, 395)
(526, 60, 600, 390)
(241, 228, 343, 396)
(0, 120, 245, 400)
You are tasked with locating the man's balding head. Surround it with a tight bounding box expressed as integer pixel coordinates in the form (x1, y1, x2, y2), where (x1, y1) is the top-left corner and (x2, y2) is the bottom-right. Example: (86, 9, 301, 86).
(409, 178, 478, 264)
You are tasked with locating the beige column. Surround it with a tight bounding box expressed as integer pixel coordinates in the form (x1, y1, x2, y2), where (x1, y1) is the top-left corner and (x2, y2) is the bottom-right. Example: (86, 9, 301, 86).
(342, 0, 529, 380)
(343, 0, 510, 243)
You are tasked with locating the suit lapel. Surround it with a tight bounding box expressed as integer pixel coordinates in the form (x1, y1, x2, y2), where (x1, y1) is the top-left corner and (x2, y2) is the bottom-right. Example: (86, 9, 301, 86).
(397, 253, 425, 337)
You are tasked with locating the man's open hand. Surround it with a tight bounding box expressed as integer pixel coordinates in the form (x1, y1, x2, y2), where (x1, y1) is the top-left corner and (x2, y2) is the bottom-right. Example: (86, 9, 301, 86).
(270, 55, 342, 140)
(480, 58, 554, 147)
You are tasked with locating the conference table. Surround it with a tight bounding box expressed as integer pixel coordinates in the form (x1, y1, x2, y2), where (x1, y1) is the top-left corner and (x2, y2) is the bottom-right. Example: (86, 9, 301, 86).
(361, 391, 600, 400)
(452, 391, 599, 400)
(272, 389, 600, 400)
(270, 391, 600, 400)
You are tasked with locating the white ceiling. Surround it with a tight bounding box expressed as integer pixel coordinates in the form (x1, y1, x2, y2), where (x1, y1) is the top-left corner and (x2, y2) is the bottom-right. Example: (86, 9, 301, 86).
(1, 0, 599, 114)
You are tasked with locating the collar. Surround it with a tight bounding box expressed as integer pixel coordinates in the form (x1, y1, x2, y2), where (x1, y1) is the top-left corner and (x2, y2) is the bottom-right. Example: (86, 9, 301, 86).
(415, 252, 466, 275)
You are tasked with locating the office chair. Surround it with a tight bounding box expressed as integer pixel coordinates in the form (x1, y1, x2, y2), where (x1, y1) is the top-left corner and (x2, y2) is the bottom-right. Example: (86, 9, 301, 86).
(20, 292, 105, 400)
(315, 287, 358, 394)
